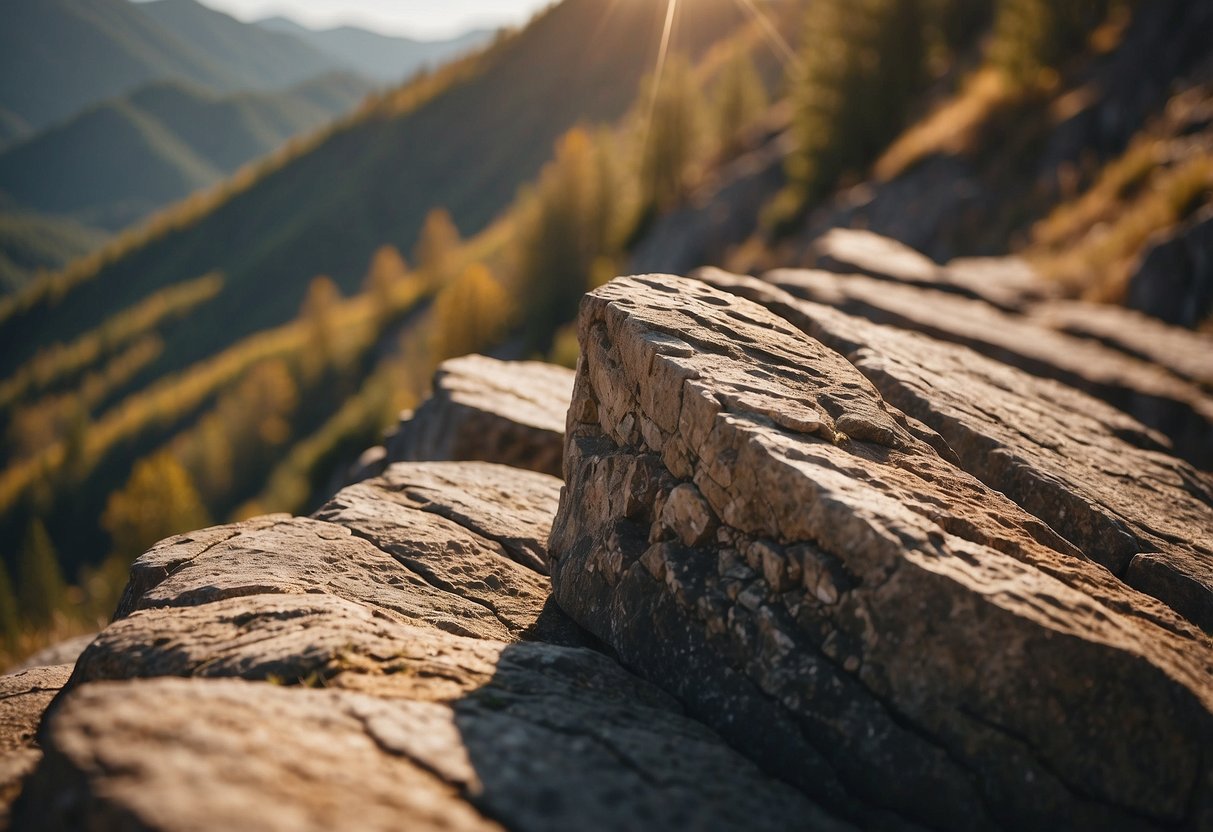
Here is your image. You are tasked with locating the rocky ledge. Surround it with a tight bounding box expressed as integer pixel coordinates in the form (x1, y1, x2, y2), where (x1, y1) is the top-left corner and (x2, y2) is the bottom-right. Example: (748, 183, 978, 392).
(549, 273, 1213, 830)
(4, 238, 1212, 832)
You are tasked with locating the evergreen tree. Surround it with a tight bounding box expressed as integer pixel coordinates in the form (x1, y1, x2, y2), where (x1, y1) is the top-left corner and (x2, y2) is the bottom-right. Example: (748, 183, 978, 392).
(413, 209, 462, 290)
(991, 0, 1115, 84)
(363, 245, 410, 322)
(102, 452, 212, 562)
(714, 47, 768, 158)
(789, 0, 929, 204)
(640, 56, 707, 211)
(515, 127, 631, 352)
(430, 263, 513, 361)
(0, 559, 20, 653)
(299, 275, 342, 379)
(17, 519, 67, 629)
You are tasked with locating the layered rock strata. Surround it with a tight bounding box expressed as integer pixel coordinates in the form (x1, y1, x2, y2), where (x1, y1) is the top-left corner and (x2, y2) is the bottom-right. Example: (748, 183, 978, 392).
(549, 275, 1213, 831)
(759, 265, 1213, 468)
(696, 268, 1213, 634)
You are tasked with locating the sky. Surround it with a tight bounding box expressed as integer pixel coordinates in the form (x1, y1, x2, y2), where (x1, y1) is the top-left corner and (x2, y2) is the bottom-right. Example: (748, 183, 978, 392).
(140, 0, 557, 40)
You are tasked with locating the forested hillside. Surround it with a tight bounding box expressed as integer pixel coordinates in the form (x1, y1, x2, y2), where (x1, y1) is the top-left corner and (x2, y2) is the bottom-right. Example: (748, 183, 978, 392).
(0, 75, 372, 233)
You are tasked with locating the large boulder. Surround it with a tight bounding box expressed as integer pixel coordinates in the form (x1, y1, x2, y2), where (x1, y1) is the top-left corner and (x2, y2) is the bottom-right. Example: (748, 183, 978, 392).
(383, 355, 574, 479)
(697, 269, 1213, 634)
(760, 264, 1213, 469)
(548, 275, 1213, 831)
(16, 461, 845, 831)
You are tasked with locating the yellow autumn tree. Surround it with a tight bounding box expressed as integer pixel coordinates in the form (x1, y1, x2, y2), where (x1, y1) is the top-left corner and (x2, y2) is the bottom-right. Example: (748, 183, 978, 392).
(298, 275, 342, 380)
(431, 263, 513, 361)
(102, 451, 212, 562)
(515, 127, 633, 352)
(413, 209, 462, 291)
(363, 245, 410, 322)
(714, 47, 768, 158)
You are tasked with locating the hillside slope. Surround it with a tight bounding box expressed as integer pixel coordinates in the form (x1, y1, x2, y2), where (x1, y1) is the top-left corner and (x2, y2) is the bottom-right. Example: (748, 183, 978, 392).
(0, 0, 356, 134)
(0, 0, 240, 131)
(257, 17, 495, 84)
(139, 0, 350, 90)
(0, 76, 372, 232)
(0, 0, 747, 381)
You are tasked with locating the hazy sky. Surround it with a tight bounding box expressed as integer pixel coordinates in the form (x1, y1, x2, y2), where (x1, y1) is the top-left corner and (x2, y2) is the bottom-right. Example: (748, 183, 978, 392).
(144, 0, 557, 39)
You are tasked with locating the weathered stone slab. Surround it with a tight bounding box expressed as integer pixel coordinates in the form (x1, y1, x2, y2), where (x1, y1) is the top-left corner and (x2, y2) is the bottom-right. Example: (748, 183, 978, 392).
(1, 665, 71, 828)
(805, 228, 1053, 311)
(115, 463, 569, 644)
(17, 454, 850, 831)
(762, 265, 1213, 469)
(384, 355, 574, 479)
(1027, 299, 1213, 392)
(549, 275, 1213, 831)
(697, 269, 1213, 633)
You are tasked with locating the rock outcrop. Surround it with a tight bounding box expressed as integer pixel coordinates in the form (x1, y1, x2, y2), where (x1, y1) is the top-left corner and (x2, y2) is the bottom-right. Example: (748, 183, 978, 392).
(15, 460, 844, 831)
(549, 275, 1213, 830)
(382, 355, 574, 479)
(756, 263, 1213, 469)
(696, 269, 1213, 634)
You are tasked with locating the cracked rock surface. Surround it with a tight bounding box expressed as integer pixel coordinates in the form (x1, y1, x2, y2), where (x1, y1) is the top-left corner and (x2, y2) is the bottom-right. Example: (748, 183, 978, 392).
(760, 264, 1213, 469)
(15, 460, 841, 832)
(549, 274, 1213, 831)
(696, 269, 1213, 635)
(384, 355, 574, 479)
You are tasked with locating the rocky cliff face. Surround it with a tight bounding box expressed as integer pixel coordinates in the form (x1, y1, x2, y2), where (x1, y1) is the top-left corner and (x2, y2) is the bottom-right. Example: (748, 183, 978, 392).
(4, 235, 1211, 831)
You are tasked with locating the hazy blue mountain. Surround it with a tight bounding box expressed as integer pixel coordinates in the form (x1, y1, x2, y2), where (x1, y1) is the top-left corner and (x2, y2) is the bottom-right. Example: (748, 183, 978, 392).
(257, 15, 495, 83)
(0, 0, 244, 130)
(140, 0, 350, 89)
(0, 74, 372, 232)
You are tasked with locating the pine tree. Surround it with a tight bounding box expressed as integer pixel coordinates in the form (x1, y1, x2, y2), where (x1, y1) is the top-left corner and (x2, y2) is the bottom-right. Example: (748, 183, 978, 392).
(299, 275, 342, 379)
(17, 519, 67, 629)
(714, 47, 768, 159)
(430, 263, 513, 361)
(0, 559, 20, 653)
(789, 0, 929, 204)
(363, 245, 410, 321)
(992, 0, 1115, 84)
(515, 127, 631, 352)
(640, 56, 707, 211)
(413, 209, 462, 291)
(102, 452, 212, 562)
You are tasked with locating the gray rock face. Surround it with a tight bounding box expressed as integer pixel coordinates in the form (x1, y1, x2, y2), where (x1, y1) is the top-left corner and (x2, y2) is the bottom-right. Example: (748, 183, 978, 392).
(548, 275, 1213, 831)
(17, 461, 844, 832)
(384, 355, 574, 479)
(760, 265, 1213, 469)
(696, 269, 1213, 634)
(1, 665, 71, 826)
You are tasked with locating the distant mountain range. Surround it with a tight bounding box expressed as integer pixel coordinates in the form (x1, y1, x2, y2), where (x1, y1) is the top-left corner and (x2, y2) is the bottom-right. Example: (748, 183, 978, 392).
(256, 16, 495, 84)
(0, 0, 493, 292)
(0, 74, 372, 233)
(0, 0, 749, 379)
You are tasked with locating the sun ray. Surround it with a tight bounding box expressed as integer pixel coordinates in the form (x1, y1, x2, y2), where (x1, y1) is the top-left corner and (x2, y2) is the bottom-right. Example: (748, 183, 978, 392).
(733, 0, 801, 73)
(640, 0, 681, 161)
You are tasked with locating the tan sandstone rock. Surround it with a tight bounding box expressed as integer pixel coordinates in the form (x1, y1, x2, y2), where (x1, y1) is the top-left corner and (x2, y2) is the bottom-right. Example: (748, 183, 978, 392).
(549, 274, 1213, 831)
(384, 355, 574, 478)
